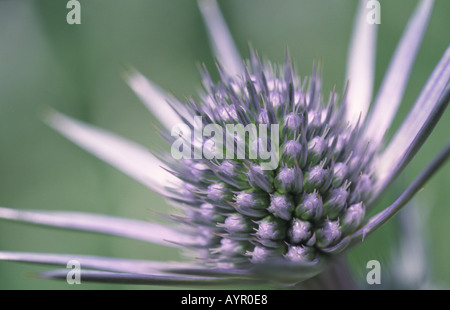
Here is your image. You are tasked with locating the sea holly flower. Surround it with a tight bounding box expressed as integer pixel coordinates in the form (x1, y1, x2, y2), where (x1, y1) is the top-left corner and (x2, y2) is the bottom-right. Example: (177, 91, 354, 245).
(0, 0, 449, 288)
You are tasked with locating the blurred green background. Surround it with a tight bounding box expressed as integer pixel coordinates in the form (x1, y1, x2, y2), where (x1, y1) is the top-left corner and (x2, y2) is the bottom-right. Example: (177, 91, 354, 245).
(0, 0, 449, 289)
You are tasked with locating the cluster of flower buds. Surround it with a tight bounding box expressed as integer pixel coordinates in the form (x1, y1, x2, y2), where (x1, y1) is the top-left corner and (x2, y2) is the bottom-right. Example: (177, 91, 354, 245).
(167, 52, 373, 268)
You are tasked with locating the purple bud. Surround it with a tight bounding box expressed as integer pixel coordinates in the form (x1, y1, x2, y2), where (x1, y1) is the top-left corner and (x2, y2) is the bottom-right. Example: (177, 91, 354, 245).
(281, 140, 304, 167)
(199, 203, 224, 222)
(219, 160, 236, 177)
(288, 219, 312, 244)
(332, 162, 348, 188)
(295, 190, 323, 221)
(218, 160, 249, 188)
(285, 245, 315, 262)
(258, 109, 269, 124)
(274, 166, 303, 194)
(351, 174, 373, 203)
(246, 246, 272, 263)
(235, 190, 269, 210)
(212, 238, 246, 256)
(308, 136, 327, 165)
(316, 219, 342, 248)
(247, 163, 275, 193)
(220, 214, 252, 234)
(342, 202, 365, 233)
(284, 113, 302, 130)
(268, 194, 294, 220)
(323, 182, 350, 219)
(303, 164, 328, 192)
(283, 112, 302, 139)
(255, 216, 286, 241)
(207, 182, 232, 201)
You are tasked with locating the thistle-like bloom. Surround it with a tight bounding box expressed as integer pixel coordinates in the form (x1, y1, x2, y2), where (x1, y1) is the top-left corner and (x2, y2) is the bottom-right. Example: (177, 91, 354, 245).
(0, 0, 449, 288)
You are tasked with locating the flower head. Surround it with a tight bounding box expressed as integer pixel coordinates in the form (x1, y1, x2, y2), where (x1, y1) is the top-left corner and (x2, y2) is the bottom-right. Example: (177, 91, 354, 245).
(0, 0, 449, 288)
